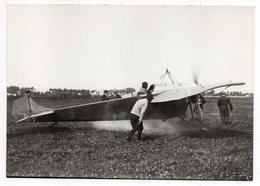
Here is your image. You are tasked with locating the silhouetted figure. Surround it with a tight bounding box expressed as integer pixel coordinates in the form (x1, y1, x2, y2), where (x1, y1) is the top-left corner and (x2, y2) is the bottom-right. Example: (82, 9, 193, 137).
(25, 89, 31, 97)
(193, 95, 203, 121)
(217, 94, 233, 125)
(198, 94, 206, 110)
(102, 90, 110, 101)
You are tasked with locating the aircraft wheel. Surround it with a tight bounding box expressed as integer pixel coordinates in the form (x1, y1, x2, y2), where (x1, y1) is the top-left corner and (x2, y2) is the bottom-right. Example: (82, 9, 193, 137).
(188, 118, 202, 126)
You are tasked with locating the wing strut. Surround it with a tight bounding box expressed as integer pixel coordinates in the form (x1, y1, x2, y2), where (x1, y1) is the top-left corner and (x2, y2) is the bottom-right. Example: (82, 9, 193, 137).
(160, 68, 182, 86)
(188, 98, 194, 118)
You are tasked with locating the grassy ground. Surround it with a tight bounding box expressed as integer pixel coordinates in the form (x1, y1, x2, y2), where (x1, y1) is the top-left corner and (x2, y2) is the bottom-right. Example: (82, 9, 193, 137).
(6, 97, 253, 180)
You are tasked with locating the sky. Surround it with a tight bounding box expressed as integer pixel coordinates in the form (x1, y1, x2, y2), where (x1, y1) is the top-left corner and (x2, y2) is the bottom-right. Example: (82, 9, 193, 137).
(7, 5, 254, 93)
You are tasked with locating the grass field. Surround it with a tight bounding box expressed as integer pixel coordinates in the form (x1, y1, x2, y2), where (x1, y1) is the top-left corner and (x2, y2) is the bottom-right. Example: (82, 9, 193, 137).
(6, 97, 253, 180)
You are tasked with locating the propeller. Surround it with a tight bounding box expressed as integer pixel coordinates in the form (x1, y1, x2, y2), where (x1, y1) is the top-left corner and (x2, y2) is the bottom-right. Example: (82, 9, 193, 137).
(192, 64, 200, 85)
(193, 71, 199, 85)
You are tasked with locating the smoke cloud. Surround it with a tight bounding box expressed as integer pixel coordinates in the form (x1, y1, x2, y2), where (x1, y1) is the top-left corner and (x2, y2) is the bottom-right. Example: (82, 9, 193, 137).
(88, 118, 186, 135)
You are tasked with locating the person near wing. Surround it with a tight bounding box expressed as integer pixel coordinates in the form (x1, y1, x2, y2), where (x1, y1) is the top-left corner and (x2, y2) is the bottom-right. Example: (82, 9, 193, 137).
(193, 95, 204, 121)
(137, 81, 148, 96)
(25, 89, 31, 97)
(198, 94, 206, 110)
(102, 90, 110, 101)
(217, 93, 233, 125)
(127, 93, 153, 141)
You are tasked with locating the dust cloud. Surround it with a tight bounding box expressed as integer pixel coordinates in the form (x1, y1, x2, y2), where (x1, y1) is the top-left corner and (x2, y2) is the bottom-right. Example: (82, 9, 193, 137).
(88, 118, 185, 135)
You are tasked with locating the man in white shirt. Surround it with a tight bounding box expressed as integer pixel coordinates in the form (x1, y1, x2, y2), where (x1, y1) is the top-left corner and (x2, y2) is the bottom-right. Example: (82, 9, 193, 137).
(127, 93, 153, 141)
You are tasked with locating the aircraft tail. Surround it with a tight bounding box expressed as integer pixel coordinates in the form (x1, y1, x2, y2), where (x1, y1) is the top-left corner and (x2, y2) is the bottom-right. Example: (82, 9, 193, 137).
(12, 96, 54, 123)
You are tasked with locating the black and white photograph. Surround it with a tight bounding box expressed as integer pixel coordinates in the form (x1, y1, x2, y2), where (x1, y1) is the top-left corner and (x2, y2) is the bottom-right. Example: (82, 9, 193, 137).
(2, 0, 257, 184)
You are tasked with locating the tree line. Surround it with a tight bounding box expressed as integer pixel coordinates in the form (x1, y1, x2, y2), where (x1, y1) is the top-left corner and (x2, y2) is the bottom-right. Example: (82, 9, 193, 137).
(7, 86, 136, 99)
(7, 86, 253, 98)
(202, 90, 253, 97)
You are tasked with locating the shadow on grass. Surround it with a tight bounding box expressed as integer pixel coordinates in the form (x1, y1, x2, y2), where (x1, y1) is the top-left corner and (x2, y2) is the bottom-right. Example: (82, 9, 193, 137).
(7, 121, 96, 139)
(141, 134, 164, 141)
(179, 128, 252, 139)
(7, 126, 73, 138)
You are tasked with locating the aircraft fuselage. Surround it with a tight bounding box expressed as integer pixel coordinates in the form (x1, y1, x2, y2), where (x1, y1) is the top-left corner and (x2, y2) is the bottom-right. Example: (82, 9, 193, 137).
(33, 97, 189, 122)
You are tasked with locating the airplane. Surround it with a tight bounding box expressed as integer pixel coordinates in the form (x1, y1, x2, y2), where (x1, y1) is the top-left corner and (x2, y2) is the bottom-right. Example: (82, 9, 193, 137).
(11, 70, 245, 125)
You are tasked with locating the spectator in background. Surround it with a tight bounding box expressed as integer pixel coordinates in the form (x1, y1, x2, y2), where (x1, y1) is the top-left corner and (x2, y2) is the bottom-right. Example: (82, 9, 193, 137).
(25, 89, 31, 97)
(102, 90, 110, 101)
(193, 95, 204, 121)
(198, 94, 206, 111)
(217, 93, 233, 125)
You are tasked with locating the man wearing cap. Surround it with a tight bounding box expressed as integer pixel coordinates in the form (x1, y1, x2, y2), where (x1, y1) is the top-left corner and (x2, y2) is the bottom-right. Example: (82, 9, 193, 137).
(137, 82, 148, 96)
(127, 93, 153, 141)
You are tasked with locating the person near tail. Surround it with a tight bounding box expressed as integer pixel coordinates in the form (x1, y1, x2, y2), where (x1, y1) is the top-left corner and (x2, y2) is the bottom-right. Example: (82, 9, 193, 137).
(127, 93, 153, 141)
(217, 94, 233, 125)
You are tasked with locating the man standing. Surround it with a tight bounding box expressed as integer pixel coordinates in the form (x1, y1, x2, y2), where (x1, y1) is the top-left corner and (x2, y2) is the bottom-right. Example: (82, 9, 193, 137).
(193, 95, 204, 121)
(127, 93, 153, 141)
(102, 90, 109, 101)
(198, 94, 206, 111)
(217, 93, 233, 125)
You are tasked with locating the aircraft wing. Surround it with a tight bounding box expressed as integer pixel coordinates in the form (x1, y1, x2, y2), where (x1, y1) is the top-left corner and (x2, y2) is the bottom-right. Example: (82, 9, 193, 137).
(152, 82, 245, 103)
(13, 96, 139, 123)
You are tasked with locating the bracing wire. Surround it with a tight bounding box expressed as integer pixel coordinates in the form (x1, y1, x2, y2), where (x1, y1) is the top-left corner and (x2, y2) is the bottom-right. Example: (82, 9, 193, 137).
(205, 86, 230, 104)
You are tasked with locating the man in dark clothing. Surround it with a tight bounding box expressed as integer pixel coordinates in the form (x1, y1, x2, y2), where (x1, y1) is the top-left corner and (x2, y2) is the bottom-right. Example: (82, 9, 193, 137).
(102, 90, 109, 101)
(127, 93, 153, 141)
(217, 94, 233, 125)
(190, 94, 206, 110)
(25, 90, 31, 96)
(198, 94, 206, 110)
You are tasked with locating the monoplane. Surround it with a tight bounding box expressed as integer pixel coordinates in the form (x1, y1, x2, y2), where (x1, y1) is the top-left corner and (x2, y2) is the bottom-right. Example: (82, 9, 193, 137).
(12, 70, 245, 125)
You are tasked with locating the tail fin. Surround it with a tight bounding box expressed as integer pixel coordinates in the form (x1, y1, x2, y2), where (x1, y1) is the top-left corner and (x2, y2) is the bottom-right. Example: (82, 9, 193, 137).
(12, 96, 53, 123)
